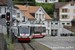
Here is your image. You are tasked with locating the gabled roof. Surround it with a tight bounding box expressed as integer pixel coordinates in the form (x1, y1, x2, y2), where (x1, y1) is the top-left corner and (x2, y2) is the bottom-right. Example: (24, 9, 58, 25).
(16, 5, 52, 20)
(45, 14, 52, 20)
(16, 5, 41, 13)
(29, 6, 41, 13)
(22, 11, 36, 19)
(55, 1, 75, 9)
(0, 0, 7, 6)
(59, 1, 75, 8)
(55, 2, 67, 9)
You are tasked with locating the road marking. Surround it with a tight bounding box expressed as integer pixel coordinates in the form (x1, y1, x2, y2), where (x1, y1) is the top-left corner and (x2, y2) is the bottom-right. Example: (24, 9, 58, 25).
(48, 39, 50, 40)
(67, 40, 69, 41)
(62, 39, 65, 41)
(71, 40, 74, 41)
(57, 39, 60, 40)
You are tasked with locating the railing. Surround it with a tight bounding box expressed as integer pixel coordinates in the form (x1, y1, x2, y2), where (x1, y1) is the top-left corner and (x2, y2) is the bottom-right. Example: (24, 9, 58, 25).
(64, 25, 75, 32)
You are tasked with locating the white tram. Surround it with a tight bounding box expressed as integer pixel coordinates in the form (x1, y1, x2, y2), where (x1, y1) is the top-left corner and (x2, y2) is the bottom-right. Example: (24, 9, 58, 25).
(11, 22, 33, 41)
(32, 23, 46, 38)
(11, 22, 46, 41)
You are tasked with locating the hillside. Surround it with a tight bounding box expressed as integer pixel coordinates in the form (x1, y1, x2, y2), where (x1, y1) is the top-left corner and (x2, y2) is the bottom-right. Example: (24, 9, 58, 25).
(13, 0, 75, 18)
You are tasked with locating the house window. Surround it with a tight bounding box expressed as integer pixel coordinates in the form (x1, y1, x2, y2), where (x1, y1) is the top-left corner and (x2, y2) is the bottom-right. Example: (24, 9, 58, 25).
(62, 15, 67, 19)
(36, 14, 38, 18)
(71, 3, 74, 6)
(48, 21, 49, 27)
(67, 23, 70, 25)
(17, 13, 20, 18)
(39, 14, 41, 19)
(74, 9, 75, 13)
(62, 23, 65, 25)
(51, 23, 53, 24)
(5, 8, 6, 13)
(42, 14, 44, 19)
(62, 9, 67, 12)
(39, 10, 41, 12)
(55, 23, 58, 25)
(22, 16, 25, 22)
(0, 7, 1, 13)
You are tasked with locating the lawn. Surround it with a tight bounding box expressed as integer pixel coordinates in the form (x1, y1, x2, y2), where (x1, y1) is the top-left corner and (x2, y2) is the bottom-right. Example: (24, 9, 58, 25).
(4, 34, 14, 50)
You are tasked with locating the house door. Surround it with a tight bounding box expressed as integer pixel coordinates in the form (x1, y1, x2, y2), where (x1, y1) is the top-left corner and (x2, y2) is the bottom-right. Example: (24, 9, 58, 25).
(45, 0, 47, 2)
(51, 30, 58, 36)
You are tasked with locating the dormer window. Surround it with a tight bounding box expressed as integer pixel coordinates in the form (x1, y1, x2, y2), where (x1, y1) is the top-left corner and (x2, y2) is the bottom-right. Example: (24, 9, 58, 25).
(71, 3, 74, 6)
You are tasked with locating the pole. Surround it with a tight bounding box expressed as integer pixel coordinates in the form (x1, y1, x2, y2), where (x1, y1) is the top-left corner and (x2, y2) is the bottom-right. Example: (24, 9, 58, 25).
(7, 0, 10, 50)
(10, 0, 13, 43)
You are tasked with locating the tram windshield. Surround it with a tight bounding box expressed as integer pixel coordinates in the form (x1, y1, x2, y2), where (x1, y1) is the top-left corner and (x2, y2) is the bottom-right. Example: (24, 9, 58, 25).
(19, 26, 29, 34)
(34, 27, 46, 33)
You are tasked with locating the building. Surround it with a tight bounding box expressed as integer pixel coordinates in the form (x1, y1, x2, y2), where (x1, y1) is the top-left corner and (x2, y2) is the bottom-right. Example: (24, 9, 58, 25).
(52, 0, 75, 36)
(54, 0, 75, 26)
(0, 0, 19, 34)
(15, 5, 53, 34)
(35, 0, 58, 3)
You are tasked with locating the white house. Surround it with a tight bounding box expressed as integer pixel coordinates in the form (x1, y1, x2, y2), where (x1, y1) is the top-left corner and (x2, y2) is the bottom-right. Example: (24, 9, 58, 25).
(52, 0, 75, 36)
(15, 5, 53, 34)
(35, 0, 58, 3)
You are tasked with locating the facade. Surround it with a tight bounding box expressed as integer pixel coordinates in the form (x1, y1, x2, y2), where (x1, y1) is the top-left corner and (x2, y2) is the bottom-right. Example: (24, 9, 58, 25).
(35, 0, 58, 3)
(0, 1, 18, 34)
(51, 21, 74, 36)
(53, 0, 75, 36)
(15, 5, 53, 34)
(54, 0, 75, 26)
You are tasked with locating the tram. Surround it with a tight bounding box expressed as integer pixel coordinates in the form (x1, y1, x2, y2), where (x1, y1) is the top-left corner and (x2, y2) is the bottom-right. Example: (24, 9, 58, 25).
(32, 23, 46, 38)
(11, 22, 33, 41)
(11, 22, 46, 41)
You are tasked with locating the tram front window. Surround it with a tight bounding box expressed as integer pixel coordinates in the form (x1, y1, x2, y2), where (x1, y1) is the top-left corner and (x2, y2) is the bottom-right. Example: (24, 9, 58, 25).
(19, 26, 29, 34)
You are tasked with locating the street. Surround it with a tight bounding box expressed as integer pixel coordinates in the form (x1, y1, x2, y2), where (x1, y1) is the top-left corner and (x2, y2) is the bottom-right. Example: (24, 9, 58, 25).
(35, 36, 75, 50)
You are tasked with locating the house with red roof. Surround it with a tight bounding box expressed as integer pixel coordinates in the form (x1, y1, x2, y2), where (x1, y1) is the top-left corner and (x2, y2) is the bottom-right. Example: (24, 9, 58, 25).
(15, 5, 53, 34)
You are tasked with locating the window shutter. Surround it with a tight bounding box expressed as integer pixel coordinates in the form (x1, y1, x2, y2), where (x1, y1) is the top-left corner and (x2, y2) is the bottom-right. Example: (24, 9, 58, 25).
(73, 16, 75, 19)
(60, 9, 62, 12)
(68, 9, 70, 12)
(73, 9, 75, 13)
(67, 15, 70, 19)
(60, 15, 62, 19)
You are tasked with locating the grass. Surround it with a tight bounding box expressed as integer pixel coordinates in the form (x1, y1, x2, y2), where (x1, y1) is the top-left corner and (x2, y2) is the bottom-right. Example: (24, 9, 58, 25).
(32, 40, 52, 50)
(4, 34, 14, 50)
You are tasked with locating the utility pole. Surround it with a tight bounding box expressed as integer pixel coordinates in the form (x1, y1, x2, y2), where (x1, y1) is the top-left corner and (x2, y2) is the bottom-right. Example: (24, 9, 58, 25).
(10, 0, 13, 44)
(7, 0, 9, 50)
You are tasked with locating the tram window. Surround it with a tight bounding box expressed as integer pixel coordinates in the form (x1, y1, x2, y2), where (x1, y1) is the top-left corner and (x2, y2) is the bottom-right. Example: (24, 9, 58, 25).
(42, 27, 46, 33)
(19, 26, 29, 34)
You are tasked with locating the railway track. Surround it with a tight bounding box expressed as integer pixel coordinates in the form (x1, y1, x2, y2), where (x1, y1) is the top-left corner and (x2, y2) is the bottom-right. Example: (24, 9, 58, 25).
(21, 43, 35, 50)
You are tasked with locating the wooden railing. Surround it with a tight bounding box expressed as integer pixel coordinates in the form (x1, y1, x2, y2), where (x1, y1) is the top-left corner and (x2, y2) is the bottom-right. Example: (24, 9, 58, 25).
(64, 25, 75, 32)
